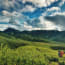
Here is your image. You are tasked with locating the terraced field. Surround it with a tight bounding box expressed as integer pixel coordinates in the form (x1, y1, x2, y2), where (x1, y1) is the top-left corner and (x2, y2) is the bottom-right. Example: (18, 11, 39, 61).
(0, 29, 65, 65)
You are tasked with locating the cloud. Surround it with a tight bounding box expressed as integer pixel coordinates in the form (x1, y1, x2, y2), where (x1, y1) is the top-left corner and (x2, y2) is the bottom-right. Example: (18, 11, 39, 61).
(21, 5, 36, 12)
(45, 15, 65, 31)
(47, 7, 60, 11)
(0, 24, 8, 31)
(22, 0, 58, 7)
(45, 15, 65, 25)
(0, 0, 65, 31)
(23, 16, 58, 31)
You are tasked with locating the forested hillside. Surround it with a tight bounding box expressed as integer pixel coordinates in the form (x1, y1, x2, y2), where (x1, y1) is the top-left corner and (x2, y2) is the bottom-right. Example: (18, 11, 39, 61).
(3, 28, 65, 43)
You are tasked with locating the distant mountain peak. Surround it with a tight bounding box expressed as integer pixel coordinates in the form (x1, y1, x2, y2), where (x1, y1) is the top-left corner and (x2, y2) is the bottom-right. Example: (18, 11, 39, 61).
(4, 28, 20, 33)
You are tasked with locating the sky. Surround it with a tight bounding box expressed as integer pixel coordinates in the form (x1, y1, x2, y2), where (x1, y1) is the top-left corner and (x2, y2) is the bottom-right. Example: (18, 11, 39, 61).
(0, 0, 65, 31)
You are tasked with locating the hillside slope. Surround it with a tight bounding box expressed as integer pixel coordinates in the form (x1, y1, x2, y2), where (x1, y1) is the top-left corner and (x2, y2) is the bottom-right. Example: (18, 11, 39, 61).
(3, 28, 65, 43)
(0, 28, 65, 65)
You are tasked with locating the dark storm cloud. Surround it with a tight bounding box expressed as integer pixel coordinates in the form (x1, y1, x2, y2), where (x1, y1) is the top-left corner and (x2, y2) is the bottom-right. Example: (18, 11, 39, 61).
(45, 15, 65, 26)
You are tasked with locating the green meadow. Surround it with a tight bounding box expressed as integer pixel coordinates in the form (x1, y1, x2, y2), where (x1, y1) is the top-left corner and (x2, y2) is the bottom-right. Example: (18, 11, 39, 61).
(0, 29, 65, 65)
(0, 36, 65, 65)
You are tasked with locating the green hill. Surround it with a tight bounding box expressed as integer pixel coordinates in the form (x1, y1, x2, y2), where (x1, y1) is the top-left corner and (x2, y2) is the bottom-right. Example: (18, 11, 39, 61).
(0, 28, 65, 65)
(3, 28, 65, 43)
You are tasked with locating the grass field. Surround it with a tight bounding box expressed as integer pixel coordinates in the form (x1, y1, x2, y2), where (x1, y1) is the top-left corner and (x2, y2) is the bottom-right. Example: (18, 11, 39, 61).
(0, 37, 65, 65)
(0, 30, 65, 65)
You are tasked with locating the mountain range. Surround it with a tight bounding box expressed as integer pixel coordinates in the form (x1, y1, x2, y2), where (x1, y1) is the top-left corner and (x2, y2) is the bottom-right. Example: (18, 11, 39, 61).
(1, 28, 65, 43)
